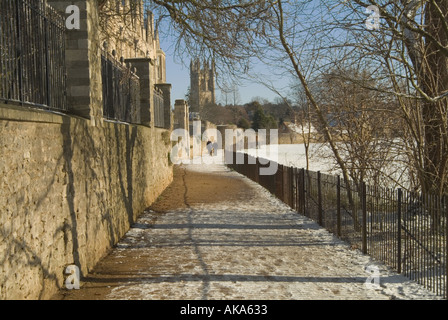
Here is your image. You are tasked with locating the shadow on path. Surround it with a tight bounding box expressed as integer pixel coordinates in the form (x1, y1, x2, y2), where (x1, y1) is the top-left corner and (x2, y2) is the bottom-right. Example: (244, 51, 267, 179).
(52, 164, 439, 300)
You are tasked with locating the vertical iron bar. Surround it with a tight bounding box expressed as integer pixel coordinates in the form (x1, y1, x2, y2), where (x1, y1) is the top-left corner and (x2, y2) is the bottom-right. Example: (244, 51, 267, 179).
(280, 164, 284, 201)
(413, 192, 417, 282)
(292, 167, 297, 211)
(385, 187, 388, 263)
(362, 181, 367, 255)
(296, 168, 299, 212)
(435, 196, 439, 296)
(0, 0, 5, 99)
(398, 188, 402, 274)
(382, 187, 385, 262)
(445, 195, 448, 299)
(442, 195, 446, 298)
(387, 188, 390, 267)
(424, 193, 427, 289)
(425, 193, 428, 288)
(301, 168, 306, 216)
(44, 13, 51, 108)
(337, 175, 341, 238)
(317, 171, 322, 226)
(256, 156, 260, 185)
(419, 194, 424, 286)
(289, 167, 293, 208)
(431, 193, 435, 293)
(16, 0, 23, 105)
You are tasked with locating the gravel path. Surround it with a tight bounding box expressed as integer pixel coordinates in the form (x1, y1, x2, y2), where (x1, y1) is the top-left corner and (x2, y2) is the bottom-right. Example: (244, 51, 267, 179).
(53, 162, 441, 301)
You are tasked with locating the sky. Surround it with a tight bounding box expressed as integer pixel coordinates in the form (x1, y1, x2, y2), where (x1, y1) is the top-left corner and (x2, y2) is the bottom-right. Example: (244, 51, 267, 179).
(161, 40, 293, 106)
(154, 0, 380, 107)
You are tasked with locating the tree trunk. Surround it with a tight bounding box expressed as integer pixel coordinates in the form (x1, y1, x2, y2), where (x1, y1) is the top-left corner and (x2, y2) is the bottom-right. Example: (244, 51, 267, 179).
(404, 1, 448, 196)
(420, 1, 448, 196)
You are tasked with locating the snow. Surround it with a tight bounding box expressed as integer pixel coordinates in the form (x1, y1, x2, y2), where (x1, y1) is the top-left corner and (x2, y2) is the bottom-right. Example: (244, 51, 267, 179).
(285, 123, 317, 135)
(174, 142, 340, 175)
(104, 161, 441, 300)
(246, 143, 411, 188)
(246, 143, 338, 173)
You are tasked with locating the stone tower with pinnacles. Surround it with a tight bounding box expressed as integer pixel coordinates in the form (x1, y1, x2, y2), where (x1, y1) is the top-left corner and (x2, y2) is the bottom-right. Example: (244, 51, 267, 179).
(189, 59, 216, 114)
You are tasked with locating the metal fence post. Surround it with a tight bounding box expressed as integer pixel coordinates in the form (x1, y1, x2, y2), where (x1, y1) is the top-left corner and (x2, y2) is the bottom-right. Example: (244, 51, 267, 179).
(446, 195, 448, 299)
(289, 167, 294, 208)
(302, 168, 306, 216)
(337, 175, 341, 238)
(294, 167, 298, 211)
(297, 168, 305, 215)
(362, 181, 367, 254)
(318, 171, 323, 226)
(15, 0, 24, 105)
(44, 14, 51, 108)
(397, 188, 402, 274)
(280, 164, 284, 201)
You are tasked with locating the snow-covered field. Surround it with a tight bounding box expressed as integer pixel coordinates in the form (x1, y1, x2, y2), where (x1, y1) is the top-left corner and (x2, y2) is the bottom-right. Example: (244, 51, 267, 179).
(191, 142, 407, 188)
(245, 143, 410, 189)
(245, 143, 338, 173)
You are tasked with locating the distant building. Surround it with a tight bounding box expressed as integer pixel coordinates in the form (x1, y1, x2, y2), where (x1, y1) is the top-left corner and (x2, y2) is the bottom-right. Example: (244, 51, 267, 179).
(99, 0, 167, 84)
(98, 0, 171, 127)
(189, 59, 216, 113)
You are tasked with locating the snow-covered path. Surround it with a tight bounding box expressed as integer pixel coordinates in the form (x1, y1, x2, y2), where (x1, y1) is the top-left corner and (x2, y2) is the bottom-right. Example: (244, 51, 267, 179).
(55, 161, 440, 300)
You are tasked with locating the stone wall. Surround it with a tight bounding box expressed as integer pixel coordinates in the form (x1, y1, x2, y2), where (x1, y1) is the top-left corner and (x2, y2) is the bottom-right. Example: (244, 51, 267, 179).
(173, 100, 190, 131)
(0, 104, 173, 299)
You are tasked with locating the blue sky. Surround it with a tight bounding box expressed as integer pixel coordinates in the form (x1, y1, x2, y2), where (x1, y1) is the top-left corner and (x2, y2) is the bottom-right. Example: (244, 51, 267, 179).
(161, 41, 293, 105)
(155, 0, 378, 106)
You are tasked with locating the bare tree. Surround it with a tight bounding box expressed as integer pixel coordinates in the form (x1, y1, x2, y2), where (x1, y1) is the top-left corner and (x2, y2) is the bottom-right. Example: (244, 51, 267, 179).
(259, 0, 448, 195)
(220, 80, 241, 106)
(315, 66, 406, 188)
(98, 0, 149, 57)
(97, 0, 448, 195)
(323, 1, 448, 196)
(292, 86, 315, 171)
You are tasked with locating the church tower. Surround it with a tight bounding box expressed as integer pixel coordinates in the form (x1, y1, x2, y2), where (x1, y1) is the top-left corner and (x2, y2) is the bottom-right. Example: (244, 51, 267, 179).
(189, 59, 215, 114)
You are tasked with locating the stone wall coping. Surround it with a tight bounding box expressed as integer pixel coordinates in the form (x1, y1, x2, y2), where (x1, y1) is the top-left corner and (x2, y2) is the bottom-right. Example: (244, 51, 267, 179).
(0, 103, 173, 136)
(0, 102, 69, 124)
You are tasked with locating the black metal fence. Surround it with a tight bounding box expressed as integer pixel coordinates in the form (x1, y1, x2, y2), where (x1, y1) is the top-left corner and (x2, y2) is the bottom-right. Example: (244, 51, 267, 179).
(101, 49, 141, 124)
(228, 151, 448, 299)
(0, 0, 67, 110)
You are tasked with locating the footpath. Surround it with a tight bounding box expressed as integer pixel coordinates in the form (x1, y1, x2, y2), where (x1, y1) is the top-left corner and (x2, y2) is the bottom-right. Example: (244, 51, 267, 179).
(52, 161, 441, 301)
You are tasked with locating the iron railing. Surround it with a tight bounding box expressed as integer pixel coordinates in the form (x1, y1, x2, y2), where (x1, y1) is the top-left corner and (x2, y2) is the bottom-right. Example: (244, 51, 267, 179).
(228, 151, 448, 299)
(0, 0, 67, 110)
(101, 49, 140, 124)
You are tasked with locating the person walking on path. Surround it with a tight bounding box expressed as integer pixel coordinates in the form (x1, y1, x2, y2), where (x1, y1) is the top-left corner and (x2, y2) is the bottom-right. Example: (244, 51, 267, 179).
(206, 140, 214, 156)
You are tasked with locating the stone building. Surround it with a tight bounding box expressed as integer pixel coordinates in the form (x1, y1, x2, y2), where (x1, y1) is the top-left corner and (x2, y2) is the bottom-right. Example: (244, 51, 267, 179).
(98, 0, 166, 83)
(189, 59, 216, 114)
(98, 0, 170, 127)
(0, 0, 174, 299)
